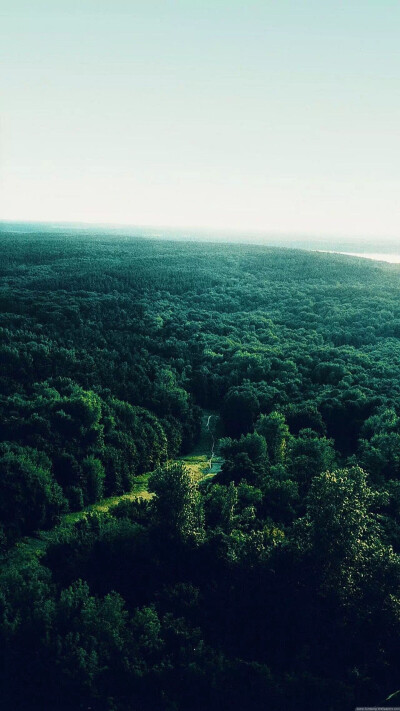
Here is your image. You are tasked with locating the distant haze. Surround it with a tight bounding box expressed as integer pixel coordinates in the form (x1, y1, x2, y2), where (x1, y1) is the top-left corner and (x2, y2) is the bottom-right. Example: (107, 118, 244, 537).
(1, 1, 400, 240)
(3, 222, 400, 263)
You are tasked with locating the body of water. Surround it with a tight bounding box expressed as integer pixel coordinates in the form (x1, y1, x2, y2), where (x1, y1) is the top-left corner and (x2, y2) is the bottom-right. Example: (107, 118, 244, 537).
(318, 250, 400, 264)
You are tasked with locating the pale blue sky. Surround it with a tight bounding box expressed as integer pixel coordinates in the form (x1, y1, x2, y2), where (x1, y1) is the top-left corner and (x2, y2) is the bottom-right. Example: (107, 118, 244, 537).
(1, 1, 399, 237)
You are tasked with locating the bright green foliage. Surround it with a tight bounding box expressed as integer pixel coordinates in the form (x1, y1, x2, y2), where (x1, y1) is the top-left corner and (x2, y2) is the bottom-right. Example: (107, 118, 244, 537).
(0, 381, 169, 509)
(255, 411, 290, 464)
(357, 408, 400, 482)
(149, 462, 204, 542)
(305, 467, 370, 540)
(299, 466, 375, 576)
(295, 465, 400, 636)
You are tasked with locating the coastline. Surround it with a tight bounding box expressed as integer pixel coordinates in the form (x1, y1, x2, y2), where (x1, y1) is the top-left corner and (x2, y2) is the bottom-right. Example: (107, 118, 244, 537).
(315, 250, 400, 264)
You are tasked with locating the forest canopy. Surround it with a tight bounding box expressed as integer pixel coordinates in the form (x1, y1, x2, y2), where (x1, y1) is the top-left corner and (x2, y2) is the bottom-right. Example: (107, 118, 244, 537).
(1, 229, 400, 710)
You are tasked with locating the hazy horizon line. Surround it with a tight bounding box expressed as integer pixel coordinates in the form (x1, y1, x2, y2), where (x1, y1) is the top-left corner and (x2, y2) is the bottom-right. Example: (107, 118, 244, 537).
(1, 218, 399, 246)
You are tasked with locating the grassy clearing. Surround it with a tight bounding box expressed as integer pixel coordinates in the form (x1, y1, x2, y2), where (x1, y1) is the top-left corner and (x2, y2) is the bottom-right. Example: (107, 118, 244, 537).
(180, 411, 223, 480)
(5, 457, 219, 568)
(179, 453, 223, 481)
(63, 473, 152, 525)
(7, 474, 152, 567)
(4, 415, 223, 569)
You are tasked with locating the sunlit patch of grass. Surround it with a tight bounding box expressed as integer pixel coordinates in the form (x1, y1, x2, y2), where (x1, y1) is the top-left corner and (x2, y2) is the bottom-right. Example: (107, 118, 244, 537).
(63, 473, 152, 525)
(179, 453, 223, 481)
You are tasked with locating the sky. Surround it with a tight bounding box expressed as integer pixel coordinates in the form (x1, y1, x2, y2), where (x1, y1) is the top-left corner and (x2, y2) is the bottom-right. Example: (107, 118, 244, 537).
(1, 0, 400, 238)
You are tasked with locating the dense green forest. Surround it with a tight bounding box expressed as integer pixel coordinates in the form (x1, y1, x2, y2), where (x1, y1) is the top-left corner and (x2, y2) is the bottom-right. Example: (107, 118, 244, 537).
(2, 229, 400, 710)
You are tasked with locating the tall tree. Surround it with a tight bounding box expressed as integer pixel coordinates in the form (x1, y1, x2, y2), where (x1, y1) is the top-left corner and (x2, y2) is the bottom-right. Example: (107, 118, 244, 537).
(148, 462, 204, 542)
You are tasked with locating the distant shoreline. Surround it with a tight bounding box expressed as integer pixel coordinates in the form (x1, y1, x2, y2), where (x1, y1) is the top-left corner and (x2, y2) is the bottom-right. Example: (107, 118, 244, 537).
(315, 250, 400, 264)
